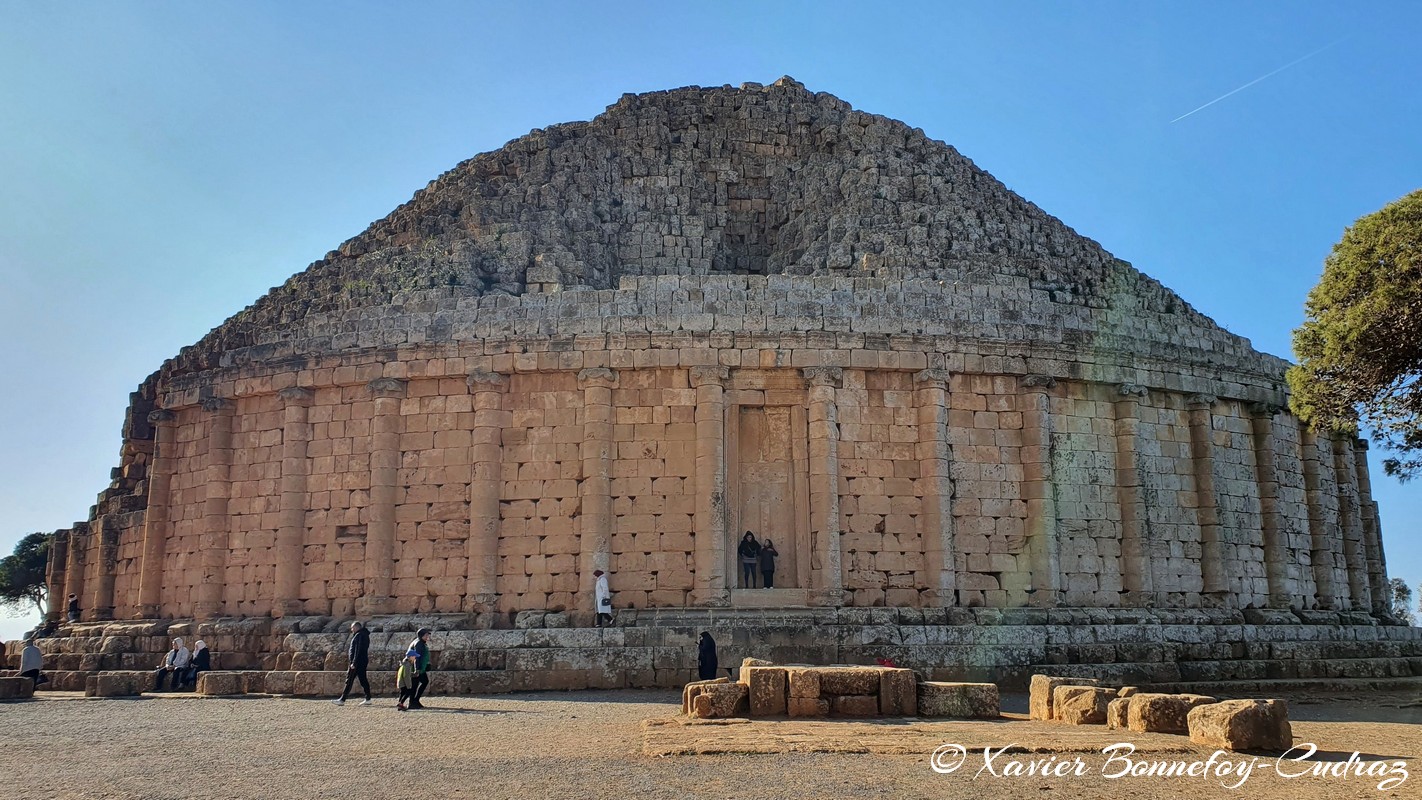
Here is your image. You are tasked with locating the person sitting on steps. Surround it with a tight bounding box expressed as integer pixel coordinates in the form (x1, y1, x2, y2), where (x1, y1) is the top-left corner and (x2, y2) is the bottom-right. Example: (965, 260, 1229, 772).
(738, 531, 761, 588)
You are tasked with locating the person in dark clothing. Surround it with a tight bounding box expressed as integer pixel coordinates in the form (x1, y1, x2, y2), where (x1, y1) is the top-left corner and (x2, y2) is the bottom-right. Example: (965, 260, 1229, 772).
(759, 539, 779, 588)
(332, 621, 372, 705)
(697, 632, 718, 681)
(407, 628, 432, 709)
(181, 640, 211, 690)
(66, 594, 80, 623)
(737, 532, 761, 589)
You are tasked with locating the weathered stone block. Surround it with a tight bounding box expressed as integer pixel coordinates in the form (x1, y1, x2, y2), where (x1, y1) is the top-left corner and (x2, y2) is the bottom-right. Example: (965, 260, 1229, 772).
(689, 683, 747, 718)
(1187, 699, 1292, 751)
(831, 694, 880, 717)
(682, 677, 729, 715)
(1029, 675, 1098, 720)
(196, 672, 243, 696)
(817, 666, 880, 695)
(741, 666, 787, 716)
(917, 682, 999, 718)
(0, 677, 35, 699)
(1126, 693, 1218, 734)
(788, 696, 830, 717)
(1052, 685, 1117, 725)
(1106, 697, 1131, 729)
(879, 668, 917, 716)
(787, 668, 821, 699)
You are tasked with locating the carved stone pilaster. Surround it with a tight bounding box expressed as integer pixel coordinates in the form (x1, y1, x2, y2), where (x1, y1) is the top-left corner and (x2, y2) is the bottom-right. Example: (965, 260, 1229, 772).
(689, 365, 730, 388)
(802, 366, 843, 389)
(577, 367, 618, 389)
(914, 368, 951, 390)
(1020, 374, 1057, 391)
(367, 377, 407, 398)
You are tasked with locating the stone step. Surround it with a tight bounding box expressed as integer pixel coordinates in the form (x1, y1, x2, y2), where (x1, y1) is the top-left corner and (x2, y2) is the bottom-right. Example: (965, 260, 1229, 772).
(729, 589, 810, 608)
(1145, 676, 1422, 697)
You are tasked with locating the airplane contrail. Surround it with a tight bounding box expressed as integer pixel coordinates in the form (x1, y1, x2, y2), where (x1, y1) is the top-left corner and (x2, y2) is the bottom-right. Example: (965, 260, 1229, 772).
(1171, 37, 1348, 124)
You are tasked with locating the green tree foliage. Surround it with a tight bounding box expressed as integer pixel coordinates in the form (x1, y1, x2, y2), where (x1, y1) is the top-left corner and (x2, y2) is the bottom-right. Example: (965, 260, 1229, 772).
(1389, 578, 1415, 625)
(1289, 189, 1422, 480)
(0, 532, 50, 617)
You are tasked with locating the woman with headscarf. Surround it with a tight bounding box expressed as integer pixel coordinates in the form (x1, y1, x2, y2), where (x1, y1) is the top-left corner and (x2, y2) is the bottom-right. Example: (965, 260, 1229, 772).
(187, 640, 211, 689)
(737, 531, 761, 589)
(759, 539, 779, 588)
(697, 632, 718, 681)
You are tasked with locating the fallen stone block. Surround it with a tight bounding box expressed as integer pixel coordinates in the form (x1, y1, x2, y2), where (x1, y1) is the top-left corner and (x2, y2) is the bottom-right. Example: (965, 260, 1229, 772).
(830, 694, 880, 717)
(91, 672, 145, 697)
(1052, 686, 1118, 725)
(1107, 697, 1131, 729)
(788, 696, 830, 717)
(0, 677, 35, 700)
(1118, 686, 1139, 697)
(263, 671, 296, 695)
(1127, 693, 1218, 734)
(682, 677, 729, 715)
(1029, 675, 1098, 721)
(918, 682, 999, 719)
(689, 683, 748, 718)
(817, 667, 881, 696)
(741, 657, 774, 668)
(879, 668, 917, 716)
(1187, 699, 1292, 751)
(787, 668, 821, 699)
(741, 666, 787, 716)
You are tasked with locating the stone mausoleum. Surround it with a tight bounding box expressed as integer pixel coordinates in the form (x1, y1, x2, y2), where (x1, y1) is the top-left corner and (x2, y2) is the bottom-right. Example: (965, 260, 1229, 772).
(17, 78, 1419, 693)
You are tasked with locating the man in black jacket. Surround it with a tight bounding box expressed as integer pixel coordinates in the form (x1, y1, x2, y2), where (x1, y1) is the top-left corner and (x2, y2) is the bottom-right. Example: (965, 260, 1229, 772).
(332, 621, 372, 705)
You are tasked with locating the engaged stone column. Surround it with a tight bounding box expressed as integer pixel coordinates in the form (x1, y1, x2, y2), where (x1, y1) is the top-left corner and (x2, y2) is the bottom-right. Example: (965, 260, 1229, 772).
(62, 522, 88, 621)
(1187, 394, 1226, 597)
(1300, 429, 1342, 609)
(804, 366, 845, 607)
(1353, 439, 1390, 614)
(915, 369, 957, 607)
(137, 409, 177, 618)
(465, 370, 510, 616)
(1019, 375, 1060, 608)
(45, 530, 68, 624)
(273, 388, 314, 617)
(90, 516, 119, 621)
(1332, 435, 1371, 612)
(1249, 403, 1292, 609)
(690, 366, 730, 607)
(1113, 384, 1155, 604)
(578, 368, 617, 612)
(195, 397, 234, 620)
(363, 378, 406, 617)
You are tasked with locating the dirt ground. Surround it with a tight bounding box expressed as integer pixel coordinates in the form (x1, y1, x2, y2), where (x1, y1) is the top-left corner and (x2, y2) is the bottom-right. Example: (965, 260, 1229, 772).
(0, 689, 1417, 799)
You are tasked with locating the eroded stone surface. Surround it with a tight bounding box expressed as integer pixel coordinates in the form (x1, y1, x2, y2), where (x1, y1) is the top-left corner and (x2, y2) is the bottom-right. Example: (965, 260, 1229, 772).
(918, 682, 1000, 718)
(1126, 693, 1218, 734)
(1187, 699, 1292, 751)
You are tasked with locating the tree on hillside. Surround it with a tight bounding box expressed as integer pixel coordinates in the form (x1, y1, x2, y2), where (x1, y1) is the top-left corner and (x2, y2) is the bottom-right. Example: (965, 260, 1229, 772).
(1390, 578, 1416, 625)
(1289, 189, 1422, 480)
(0, 532, 50, 618)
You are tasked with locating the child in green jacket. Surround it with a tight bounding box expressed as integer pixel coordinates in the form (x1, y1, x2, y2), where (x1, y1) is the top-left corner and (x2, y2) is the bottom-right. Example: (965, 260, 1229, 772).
(396, 649, 419, 711)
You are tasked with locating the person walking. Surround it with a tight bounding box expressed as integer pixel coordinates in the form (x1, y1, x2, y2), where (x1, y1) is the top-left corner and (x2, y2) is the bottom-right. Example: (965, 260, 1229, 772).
(332, 621, 372, 706)
(66, 594, 80, 623)
(396, 649, 419, 711)
(759, 539, 779, 589)
(152, 637, 191, 691)
(593, 569, 614, 627)
(18, 638, 47, 689)
(737, 531, 761, 588)
(697, 632, 718, 681)
(406, 628, 432, 709)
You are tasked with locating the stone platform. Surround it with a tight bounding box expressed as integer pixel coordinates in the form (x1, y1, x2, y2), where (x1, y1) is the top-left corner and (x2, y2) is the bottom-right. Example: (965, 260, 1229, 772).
(6, 607, 1420, 697)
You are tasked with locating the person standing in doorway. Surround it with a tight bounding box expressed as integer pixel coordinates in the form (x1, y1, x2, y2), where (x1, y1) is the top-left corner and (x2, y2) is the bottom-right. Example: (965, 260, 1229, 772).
(66, 594, 80, 623)
(332, 621, 372, 706)
(697, 632, 718, 681)
(407, 628, 432, 709)
(594, 569, 614, 627)
(738, 532, 761, 588)
(759, 539, 779, 589)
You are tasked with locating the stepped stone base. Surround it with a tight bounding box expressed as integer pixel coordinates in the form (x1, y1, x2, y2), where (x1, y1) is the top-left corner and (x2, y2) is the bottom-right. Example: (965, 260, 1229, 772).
(6, 608, 1419, 697)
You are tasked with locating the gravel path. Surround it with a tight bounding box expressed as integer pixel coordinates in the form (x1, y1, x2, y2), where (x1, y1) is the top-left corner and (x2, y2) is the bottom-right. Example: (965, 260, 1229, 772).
(1, 690, 1417, 799)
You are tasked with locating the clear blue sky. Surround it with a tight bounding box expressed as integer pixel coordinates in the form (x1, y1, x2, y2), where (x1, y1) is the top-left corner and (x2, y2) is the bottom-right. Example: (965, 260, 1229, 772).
(2, 1, 1419, 640)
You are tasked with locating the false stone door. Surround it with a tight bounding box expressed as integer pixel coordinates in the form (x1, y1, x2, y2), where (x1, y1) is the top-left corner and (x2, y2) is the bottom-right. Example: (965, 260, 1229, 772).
(730, 405, 808, 589)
